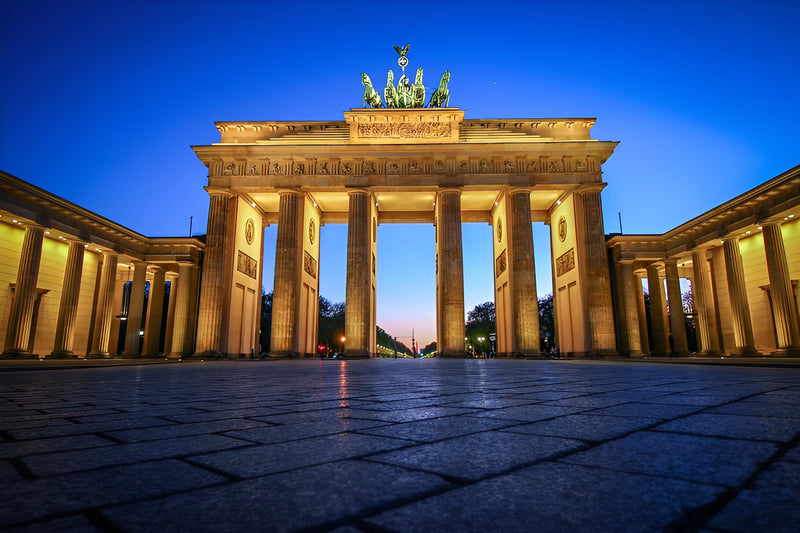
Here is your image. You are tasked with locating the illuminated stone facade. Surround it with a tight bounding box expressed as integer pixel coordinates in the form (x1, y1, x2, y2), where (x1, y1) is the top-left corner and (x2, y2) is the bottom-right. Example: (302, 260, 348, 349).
(192, 108, 618, 357)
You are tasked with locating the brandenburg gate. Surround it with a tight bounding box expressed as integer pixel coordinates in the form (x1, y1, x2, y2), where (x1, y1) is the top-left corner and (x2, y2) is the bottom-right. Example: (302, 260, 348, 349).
(191, 106, 619, 358)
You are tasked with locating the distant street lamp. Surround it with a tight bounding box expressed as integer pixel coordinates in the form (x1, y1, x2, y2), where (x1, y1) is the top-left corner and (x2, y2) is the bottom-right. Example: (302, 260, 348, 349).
(340, 335, 346, 355)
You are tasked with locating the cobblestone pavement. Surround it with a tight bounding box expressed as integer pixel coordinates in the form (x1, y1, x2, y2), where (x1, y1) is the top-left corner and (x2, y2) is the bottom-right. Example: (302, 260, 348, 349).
(1, 359, 798, 532)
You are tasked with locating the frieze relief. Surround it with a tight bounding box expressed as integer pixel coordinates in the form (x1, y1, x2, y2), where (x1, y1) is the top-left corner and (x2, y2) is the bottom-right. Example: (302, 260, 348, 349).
(356, 121, 451, 139)
(209, 154, 600, 177)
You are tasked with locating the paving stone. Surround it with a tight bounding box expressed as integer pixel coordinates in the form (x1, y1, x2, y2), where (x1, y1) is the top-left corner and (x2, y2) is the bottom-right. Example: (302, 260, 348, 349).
(0, 460, 225, 527)
(101, 460, 451, 532)
(561, 430, 778, 487)
(708, 461, 800, 532)
(469, 403, 585, 422)
(105, 418, 269, 443)
(501, 413, 661, 442)
(707, 399, 800, 418)
(0, 459, 22, 482)
(224, 417, 388, 443)
(161, 406, 287, 423)
(585, 401, 705, 419)
(782, 442, 800, 463)
(366, 461, 725, 532)
(0, 434, 114, 459)
(5, 514, 102, 532)
(653, 413, 800, 442)
(356, 415, 518, 442)
(190, 432, 412, 478)
(23, 434, 247, 476)
(638, 394, 733, 406)
(344, 406, 478, 422)
(368, 430, 585, 481)
(7, 417, 174, 440)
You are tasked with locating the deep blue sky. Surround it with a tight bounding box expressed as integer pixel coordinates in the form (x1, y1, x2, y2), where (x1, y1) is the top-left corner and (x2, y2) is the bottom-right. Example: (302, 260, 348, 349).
(2, 1, 798, 346)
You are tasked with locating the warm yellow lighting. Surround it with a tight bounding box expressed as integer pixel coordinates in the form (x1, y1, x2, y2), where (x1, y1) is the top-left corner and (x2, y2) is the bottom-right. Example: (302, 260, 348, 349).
(556, 199, 562, 206)
(757, 226, 762, 230)
(12, 219, 18, 223)
(745, 230, 751, 234)
(251, 202, 256, 208)
(789, 214, 795, 218)
(340, 336, 346, 343)
(45, 231, 51, 234)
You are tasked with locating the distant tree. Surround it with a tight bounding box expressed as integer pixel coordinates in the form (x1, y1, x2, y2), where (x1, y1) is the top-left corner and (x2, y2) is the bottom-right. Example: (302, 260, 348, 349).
(318, 296, 345, 353)
(420, 341, 437, 356)
(538, 294, 554, 351)
(466, 301, 495, 356)
(376, 326, 412, 356)
(259, 290, 272, 354)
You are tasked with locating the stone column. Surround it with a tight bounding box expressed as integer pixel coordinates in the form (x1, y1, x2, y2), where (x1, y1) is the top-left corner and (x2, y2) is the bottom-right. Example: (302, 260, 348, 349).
(168, 263, 193, 358)
(634, 273, 650, 353)
(270, 191, 302, 356)
(122, 261, 148, 357)
(762, 223, 800, 354)
(576, 189, 616, 354)
(509, 189, 540, 355)
(195, 191, 232, 356)
(722, 236, 758, 354)
(344, 190, 371, 357)
(89, 252, 118, 357)
(436, 189, 466, 357)
(51, 241, 85, 358)
(664, 259, 689, 356)
(691, 249, 720, 355)
(646, 264, 669, 355)
(2, 225, 45, 357)
(143, 266, 166, 356)
(617, 262, 643, 356)
(162, 271, 178, 356)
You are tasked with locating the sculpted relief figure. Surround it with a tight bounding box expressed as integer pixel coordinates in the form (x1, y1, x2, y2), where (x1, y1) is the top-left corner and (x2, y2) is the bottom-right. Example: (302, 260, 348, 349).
(429, 70, 450, 107)
(412, 67, 425, 107)
(385, 71, 397, 108)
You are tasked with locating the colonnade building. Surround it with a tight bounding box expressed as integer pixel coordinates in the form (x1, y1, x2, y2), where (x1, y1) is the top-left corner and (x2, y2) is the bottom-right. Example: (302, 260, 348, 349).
(0, 108, 798, 359)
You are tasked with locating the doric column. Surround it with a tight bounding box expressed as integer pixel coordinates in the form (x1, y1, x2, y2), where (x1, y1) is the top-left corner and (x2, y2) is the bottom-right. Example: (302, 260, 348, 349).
(50, 241, 85, 358)
(2, 225, 45, 357)
(89, 252, 118, 357)
(646, 264, 669, 355)
(616, 262, 643, 356)
(270, 191, 302, 356)
(344, 190, 371, 357)
(168, 263, 193, 358)
(664, 259, 689, 356)
(634, 273, 650, 353)
(576, 189, 616, 354)
(691, 249, 720, 355)
(509, 189, 540, 355)
(762, 222, 800, 354)
(436, 189, 465, 357)
(143, 266, 166, 356)
(162, 271, 178, 356)
(122, 261, 148, 357)
(722, 236, 758, 354)
(195, 191, 232, 355)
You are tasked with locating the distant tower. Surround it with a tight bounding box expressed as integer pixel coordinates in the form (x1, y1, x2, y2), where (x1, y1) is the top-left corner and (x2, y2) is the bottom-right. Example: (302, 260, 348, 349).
(412, 329, 416, 356)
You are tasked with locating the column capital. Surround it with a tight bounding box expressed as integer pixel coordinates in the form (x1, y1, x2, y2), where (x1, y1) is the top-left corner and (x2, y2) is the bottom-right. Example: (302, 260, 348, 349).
(576, 183, 607, 194)
(148, 264, 165, 273)
(508, 186, 532, 196)
(276, 188, 304, 197)
(203, 187, 235, 198)
(346, 188, 369, 197)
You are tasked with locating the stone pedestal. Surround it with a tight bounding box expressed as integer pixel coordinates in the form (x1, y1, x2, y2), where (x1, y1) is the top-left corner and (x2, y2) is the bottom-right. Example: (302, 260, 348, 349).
(762, 223, 800, 355)
(2, 225, 45, 358)
(436, 189, 466, 357)
(344, 191, 371, 358)
(722, 237, 759, 355)
(50, 242, 85, 358)
(664, 259, 689, 356)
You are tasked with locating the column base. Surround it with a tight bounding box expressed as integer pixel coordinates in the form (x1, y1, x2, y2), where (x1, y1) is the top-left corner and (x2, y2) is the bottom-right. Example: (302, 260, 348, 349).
(771, 348, 800, 357)
(342, 349, 370, 359)
(267, 351, 301, 359)
(86, 351, 112, 359)
(731, 346, 761, 356)
(624, 350, 646, 357)
(0, 350, 36, 359)
(194, 350, 224, 359)
(438, 350, 468, 358)
(48, 350, 78, 359)
(166, 352, 187, 360)
(116, 354, 142, 359)
(700, 349, 722, 356)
